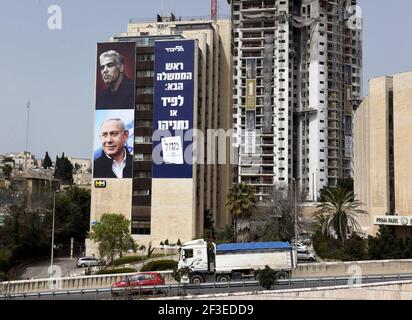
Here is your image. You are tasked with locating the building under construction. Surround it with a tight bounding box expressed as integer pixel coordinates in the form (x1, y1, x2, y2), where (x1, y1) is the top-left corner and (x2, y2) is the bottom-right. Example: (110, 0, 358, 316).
(228, 0, 362, 201)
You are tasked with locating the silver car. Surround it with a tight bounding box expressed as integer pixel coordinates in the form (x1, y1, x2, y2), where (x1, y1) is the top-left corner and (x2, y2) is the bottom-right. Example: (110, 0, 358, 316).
(297, 250, 316, 262)
(76, 257, 104, 268)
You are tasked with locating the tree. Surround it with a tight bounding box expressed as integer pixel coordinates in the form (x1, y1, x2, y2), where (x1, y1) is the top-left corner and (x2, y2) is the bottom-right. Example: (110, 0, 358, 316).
(0, 183, 50, 275)
(258, 187, 297, 242)
(52, 186, 91, 246)
(319, 178, 354, 202)
(226, 183, 256, 243)
(74, 163, 82, 174)
(367, 226, 408, 260)
(54, 153, 73, 184)
(313, 187, 366, 245)
(3, 164, 12, 177)
(258, 265, 277, 290)
(43, 152, 52, 169)
(203, 209, 216, 241)
(89, 213, 136, 265)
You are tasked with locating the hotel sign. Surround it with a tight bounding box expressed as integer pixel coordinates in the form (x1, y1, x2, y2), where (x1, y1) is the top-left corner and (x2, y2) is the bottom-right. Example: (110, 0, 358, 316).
(374, 216, 412, 227)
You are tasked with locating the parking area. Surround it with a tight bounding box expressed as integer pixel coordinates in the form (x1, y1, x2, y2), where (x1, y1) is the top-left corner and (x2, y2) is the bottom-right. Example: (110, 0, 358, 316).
(18, 258, 84, 280)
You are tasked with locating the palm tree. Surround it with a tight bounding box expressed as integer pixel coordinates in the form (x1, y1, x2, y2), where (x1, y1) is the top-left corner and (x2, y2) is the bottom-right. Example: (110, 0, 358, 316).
(313, 187, 366, 245)
(226, 183, 256, 243)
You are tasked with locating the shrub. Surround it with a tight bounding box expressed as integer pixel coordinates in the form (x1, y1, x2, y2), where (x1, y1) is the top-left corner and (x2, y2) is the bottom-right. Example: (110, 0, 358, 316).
(257, 266, 277, 290)
(344, 233, 367, 261)
(110, 255, 145, 267)
(0, 248, 12, 274)
(0, 272, 6, 282)
(96, 268, 136, 275)
(173, 267, 191, 283)
(367, 226, 412, 260)
(140, 260, 177, 272)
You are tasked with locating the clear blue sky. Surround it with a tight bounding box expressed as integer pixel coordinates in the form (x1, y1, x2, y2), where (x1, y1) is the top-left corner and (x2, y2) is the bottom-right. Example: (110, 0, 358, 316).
(0, 0, 411, 160)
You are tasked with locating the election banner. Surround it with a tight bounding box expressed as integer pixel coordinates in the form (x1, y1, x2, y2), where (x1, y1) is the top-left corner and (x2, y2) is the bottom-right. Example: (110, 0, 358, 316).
(153, 39, 196, 178)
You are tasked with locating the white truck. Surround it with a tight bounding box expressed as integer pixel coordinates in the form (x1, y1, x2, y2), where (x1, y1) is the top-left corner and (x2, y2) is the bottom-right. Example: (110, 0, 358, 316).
(178, 239, 297, 284)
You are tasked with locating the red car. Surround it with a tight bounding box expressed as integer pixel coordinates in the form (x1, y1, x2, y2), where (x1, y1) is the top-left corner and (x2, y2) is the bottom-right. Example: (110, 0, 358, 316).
(111, 272, 165, 297)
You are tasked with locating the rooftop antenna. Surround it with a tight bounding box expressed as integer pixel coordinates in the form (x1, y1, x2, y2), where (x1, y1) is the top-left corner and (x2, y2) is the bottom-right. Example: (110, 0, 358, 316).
(25, 101, 31, 152)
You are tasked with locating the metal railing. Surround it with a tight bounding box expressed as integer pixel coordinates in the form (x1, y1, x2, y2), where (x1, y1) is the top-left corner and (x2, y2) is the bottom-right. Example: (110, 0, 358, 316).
(3, 274, 412, 300)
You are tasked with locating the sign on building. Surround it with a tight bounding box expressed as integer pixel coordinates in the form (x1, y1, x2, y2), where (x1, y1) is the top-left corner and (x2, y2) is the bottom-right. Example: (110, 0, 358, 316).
(153, 39, 197, 178)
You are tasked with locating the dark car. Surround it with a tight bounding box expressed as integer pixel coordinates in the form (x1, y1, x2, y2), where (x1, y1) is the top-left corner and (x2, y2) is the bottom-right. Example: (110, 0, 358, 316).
(111, 272, 165, 297)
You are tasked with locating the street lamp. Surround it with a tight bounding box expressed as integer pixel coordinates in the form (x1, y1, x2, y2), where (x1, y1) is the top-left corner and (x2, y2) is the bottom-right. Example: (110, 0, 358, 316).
(50, 188, 59, 279)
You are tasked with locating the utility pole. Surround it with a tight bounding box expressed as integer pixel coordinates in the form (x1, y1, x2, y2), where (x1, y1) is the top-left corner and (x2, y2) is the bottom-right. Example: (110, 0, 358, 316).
(25, 101, 30, 152)
(50, 190, 56, 279)
(70, 238, 74, 259)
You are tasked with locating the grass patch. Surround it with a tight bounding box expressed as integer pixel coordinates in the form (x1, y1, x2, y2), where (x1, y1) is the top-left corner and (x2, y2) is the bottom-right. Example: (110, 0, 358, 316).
(96, 268, 136, 275)
(109, 253, 176, 267)
(140, 260, 177, 272)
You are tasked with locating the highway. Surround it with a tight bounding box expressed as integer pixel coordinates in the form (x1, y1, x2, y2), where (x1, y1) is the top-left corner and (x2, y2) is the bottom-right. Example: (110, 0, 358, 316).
(3, 273, 412, 300)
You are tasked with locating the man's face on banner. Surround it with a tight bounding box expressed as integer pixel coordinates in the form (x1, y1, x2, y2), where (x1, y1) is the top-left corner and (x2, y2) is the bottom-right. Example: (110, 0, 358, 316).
(100, 55, 124, 87)
(100, 120, 128, 159)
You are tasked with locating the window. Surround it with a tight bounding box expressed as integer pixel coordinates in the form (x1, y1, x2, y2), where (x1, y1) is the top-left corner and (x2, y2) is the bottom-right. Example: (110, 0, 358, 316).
(136, 70, 154, 77)
(135, 136, 152, 144)
(134, 153, 144, 161)
(136, 104, 152, 111)
(133, 189, 150, 196)
(184, 249, 193, 259)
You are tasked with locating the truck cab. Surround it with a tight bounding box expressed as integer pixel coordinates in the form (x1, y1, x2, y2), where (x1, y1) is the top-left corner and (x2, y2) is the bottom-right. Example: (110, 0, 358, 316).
(178, 239, 214, 274)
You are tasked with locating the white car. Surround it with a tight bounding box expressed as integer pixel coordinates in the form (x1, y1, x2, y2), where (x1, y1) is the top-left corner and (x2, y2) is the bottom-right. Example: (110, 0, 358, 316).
(76, 257, 104, 268)
(297, 250, 316, 262)
(291, 241, 308, 251)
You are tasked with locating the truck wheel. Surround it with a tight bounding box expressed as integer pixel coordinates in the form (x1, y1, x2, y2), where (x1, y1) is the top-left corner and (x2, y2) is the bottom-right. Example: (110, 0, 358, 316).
(276, 271, 289, 280)
(190, 274, 204, 284)
(217, 274, 231, 282)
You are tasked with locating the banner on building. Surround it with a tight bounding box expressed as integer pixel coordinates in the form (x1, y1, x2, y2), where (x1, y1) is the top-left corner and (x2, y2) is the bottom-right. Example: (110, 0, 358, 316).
(344, 136, 353, 158)
(93, 109, 135, 179)
(153, 39, 196, 178)
(95, 42, 136, 110)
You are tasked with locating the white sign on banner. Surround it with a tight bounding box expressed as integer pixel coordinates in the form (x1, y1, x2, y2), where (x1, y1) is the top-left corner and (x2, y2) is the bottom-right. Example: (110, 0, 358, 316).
(161, 136, 184, 164)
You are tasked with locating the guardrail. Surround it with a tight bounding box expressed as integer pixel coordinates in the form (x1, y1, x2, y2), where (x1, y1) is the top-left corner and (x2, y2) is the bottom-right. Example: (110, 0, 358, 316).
(0, 270, 175, 295)
(3, 274, 412, 300)
(3, 258, 412, 295)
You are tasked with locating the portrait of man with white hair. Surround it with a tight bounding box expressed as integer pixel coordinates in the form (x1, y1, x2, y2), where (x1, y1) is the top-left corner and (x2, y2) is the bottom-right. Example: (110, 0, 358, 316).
(96, 48, 135, 109)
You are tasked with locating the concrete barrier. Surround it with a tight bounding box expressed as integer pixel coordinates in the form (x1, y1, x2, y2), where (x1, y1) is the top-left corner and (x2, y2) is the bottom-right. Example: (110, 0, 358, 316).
(0, 271, 176, 295)
(179, 280, 412, 300)
(2, 258, 412, 295)
(294, 259, 412, 278)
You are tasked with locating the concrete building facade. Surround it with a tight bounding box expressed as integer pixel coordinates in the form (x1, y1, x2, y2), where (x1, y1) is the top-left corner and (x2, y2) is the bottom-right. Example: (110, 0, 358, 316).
(354, 71, 412, 237)
(88, 16, 233, 254)
(228, 0, 362, 201)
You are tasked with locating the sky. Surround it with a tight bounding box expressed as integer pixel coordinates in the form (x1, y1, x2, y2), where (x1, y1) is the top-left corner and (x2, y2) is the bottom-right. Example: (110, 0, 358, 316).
(0, 0, 411, 160)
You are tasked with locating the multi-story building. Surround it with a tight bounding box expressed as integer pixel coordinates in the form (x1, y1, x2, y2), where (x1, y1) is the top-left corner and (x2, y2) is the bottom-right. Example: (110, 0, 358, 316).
(228, 0, 362, 201)
(68, 157, 92, 174)
(5, 151, 39, 172)
(354, 71, 412, 238)
(88, 15, 232, 253)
